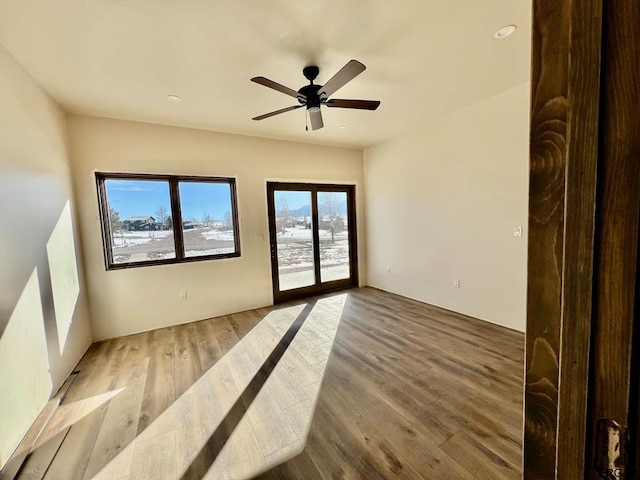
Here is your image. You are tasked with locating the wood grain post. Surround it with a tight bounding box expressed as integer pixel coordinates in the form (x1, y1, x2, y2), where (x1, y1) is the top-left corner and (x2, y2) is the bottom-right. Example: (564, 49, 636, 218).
(587, 1, 640, 479)
(524, 1, 602, 479)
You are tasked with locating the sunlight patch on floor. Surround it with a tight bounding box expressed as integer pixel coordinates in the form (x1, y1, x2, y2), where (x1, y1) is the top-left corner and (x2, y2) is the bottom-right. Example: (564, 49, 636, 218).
(90, 294, 347, 480)
(31, 388, 125, 451)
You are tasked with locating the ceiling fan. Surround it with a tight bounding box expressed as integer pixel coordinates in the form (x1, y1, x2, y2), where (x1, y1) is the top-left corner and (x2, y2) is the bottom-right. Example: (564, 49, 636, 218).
(251, 59, 380, 131)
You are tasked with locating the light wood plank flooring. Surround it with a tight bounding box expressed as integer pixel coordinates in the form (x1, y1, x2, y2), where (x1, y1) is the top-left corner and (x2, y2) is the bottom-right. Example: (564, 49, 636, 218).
(13, 287, 524, 479)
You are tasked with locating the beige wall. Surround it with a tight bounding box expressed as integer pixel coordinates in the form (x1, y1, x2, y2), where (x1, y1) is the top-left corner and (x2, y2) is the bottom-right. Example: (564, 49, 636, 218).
(0, 46, 92, 467)
(364, 83, 530, 331)
(68, 115, 365, 340)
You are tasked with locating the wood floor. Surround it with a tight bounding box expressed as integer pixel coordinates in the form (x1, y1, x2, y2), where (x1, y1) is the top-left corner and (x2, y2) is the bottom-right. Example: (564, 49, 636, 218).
(12, 287, 524, 480)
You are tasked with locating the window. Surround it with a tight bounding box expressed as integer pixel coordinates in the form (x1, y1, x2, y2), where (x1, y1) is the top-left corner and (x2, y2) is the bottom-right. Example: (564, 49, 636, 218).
(96, 173, 240, 269)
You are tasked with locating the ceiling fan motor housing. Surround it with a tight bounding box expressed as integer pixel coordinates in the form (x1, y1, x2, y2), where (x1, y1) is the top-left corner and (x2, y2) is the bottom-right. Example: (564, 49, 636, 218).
(298, 83, 322, 110)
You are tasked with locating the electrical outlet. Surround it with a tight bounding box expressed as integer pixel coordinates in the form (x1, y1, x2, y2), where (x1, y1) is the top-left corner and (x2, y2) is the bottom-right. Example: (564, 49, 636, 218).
(514, 226, 523, 237)
(454, 278, 460, 288)
(179, 290, 187, 300)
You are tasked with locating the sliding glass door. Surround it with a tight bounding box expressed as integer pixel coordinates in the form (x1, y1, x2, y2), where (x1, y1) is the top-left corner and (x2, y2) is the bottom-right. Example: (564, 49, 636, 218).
(267, 183, 358, 303)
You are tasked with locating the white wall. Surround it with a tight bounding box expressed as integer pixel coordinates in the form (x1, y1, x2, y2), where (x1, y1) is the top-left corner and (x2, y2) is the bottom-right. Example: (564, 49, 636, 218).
(364, 83, 530, 331)
(0, 45, 92, 467)
(68, 115, 365, 340)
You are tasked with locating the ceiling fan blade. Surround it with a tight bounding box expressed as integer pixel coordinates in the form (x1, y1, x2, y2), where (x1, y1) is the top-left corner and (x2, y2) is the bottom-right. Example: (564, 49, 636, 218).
(252, 105, 304, 121)
(309, 109, 324, 130)
(325, 99, 381, 110)
(251, 76, 305, 100)
(318, 60, 366, 99)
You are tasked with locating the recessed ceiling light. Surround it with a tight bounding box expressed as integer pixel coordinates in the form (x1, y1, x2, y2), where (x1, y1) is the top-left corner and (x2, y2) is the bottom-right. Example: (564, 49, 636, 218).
(166, 95, 182, 103)
(337, 125, 348, 131)
(494, 25, 517, 39)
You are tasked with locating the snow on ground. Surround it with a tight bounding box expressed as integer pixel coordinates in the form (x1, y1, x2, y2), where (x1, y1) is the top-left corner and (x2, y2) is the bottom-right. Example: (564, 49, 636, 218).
(185, 247, 235, 257)
(111, 227, 236, 263)
(276, 226, 348, 241)
(113, 252, 176, 263)
(113, 230, 173, 246)
(201, 230, 236, 241)
(110, 226, 348, 272)
(277, 236, 349, 270)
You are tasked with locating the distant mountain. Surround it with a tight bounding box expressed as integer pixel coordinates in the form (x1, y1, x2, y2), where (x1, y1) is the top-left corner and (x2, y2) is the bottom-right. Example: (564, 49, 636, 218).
(287, 200, 348, 217)
(289, 204, 311, 217)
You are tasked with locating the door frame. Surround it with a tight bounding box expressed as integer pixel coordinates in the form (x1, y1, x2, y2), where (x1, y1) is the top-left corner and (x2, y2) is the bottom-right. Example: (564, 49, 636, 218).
(266, 182, 359, 304)
(524, 1, 640, 479)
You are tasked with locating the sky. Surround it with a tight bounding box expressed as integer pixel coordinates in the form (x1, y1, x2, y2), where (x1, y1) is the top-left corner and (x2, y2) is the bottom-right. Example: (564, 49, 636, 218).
(274, 191, 312, 211)
(105, 179, 232, 221)
(105, 180, 346, 221)
(274, 190, 347, 215)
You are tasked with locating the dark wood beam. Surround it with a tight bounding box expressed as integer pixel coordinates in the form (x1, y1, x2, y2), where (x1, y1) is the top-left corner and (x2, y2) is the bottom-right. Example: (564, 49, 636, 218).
(587, 1, 640, 479)
(524, 1, 602, 479)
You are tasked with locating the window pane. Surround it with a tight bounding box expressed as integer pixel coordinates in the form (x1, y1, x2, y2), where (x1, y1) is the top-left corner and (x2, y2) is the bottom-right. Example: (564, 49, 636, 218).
(178, 181, 237, 258)
(274, 190, 315, 291)
(318, 191, 350, 282)
(104, 179, 175, 264)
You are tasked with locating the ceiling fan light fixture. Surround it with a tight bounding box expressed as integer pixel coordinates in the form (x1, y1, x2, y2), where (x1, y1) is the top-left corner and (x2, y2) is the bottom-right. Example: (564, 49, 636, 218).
(308, 106, 321, 113)
(494, 25, 517, 39)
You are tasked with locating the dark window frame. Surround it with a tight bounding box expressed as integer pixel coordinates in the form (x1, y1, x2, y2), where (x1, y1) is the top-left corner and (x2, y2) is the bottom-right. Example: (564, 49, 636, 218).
(266, 182, 359, 304)
(96, 172, 241, 270)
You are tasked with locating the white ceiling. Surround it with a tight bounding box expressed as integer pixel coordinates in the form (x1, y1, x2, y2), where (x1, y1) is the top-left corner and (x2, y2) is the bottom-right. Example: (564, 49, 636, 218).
(0, 0, 531, 149)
